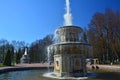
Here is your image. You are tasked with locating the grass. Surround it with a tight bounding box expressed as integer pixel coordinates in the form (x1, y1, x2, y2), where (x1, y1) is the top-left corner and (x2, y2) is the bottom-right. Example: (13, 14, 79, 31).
(114, 62, 120, 65)
(0, 63, 5, 67)
(0, 63, 15, 67)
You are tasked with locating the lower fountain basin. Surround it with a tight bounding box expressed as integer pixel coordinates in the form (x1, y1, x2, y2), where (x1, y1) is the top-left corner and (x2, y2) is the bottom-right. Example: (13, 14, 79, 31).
(0, 69, 119, 80)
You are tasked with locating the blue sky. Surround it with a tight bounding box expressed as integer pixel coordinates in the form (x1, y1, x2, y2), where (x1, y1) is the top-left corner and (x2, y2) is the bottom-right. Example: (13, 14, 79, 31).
(0, 0, 120, 44)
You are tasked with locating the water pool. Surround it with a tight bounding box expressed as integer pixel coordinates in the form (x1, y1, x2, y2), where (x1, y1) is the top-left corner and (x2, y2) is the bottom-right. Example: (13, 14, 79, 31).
(0, 69, 120, 80)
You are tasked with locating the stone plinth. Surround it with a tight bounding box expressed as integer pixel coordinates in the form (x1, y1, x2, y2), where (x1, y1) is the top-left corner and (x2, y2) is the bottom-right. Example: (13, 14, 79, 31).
(54, 53, 86, 77)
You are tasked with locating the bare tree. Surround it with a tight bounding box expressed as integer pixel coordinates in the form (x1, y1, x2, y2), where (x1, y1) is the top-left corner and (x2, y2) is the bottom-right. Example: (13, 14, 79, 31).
(88, 9, 120, 64)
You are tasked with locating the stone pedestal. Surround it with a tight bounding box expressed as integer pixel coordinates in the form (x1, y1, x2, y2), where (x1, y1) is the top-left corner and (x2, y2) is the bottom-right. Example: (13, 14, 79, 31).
(54, 54, 87, 77)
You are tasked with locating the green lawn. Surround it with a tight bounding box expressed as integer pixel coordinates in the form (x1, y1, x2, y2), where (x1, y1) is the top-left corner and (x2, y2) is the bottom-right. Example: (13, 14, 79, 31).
(0, 63, 5, 67)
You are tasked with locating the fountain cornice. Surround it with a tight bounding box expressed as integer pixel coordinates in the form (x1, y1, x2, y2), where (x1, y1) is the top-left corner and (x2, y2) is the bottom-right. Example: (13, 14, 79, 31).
(55, 25, 83, 34)
(51, 42, 91, 46)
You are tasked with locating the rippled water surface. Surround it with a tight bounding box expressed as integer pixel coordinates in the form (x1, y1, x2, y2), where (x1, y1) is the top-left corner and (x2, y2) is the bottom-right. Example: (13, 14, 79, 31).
(0, 70, 50, 80)
(0, 69, 120, 80)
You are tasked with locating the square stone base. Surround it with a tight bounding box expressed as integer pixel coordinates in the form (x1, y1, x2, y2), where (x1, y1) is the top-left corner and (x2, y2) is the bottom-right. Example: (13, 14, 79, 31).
(54, 54, 86, 77)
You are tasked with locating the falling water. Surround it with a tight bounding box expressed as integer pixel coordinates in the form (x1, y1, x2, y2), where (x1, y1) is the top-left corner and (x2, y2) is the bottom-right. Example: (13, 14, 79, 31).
(64, 0, 73, 26)
(24, 48, 27, 55)
(47, 47, 50, 72)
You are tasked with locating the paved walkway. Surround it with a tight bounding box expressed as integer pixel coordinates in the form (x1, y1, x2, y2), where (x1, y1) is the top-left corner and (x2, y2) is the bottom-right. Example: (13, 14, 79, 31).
(87, 64, 120, 72)
(0, 63, 53, 70)
(15, 63, 53, 67)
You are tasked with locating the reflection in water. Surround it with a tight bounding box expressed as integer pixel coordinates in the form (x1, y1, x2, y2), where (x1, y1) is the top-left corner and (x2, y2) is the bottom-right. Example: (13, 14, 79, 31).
(0, 70, 46, 80)
(0, 69, 120, 80)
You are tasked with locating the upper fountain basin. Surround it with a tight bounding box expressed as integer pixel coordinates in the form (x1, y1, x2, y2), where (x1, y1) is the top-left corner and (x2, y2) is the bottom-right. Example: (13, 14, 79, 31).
(54, 26, 83, 43)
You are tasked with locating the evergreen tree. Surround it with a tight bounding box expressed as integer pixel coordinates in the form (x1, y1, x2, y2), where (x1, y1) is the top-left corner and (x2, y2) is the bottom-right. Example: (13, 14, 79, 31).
(16, 48, 22, 64)
(3, 49, 11, 66)
(10, 45, 14, 65)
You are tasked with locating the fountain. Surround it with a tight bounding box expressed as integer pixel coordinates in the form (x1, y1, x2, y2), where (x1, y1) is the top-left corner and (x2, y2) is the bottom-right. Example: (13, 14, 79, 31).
(0, 1, 119, 80)
(20, 48, 30, 63)
(44, 0, 89, 79)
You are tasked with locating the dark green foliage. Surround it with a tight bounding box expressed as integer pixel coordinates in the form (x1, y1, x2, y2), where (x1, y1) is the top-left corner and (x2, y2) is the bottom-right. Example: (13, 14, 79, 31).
(3, 44, 14, 66)
(3, 49, 11, 66)
(16, 48, 22, 64)
(10, 45, 14, 65)
(0, 39, 8, 63)
(0, 63, 5, 67)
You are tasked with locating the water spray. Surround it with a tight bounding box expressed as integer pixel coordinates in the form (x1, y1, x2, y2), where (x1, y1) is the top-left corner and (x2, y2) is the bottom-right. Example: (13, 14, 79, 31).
(64, 0, 73, 26)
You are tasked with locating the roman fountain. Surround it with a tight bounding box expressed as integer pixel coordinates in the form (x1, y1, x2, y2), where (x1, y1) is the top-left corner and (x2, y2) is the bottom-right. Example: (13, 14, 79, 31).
(44, 0, 89, 79)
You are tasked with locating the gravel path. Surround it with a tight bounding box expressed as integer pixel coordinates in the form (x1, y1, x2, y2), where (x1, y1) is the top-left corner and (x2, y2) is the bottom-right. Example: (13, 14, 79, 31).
(87, 64, 120, 72)
(15, 63, 53, 67)
(0, 63, 53, 70)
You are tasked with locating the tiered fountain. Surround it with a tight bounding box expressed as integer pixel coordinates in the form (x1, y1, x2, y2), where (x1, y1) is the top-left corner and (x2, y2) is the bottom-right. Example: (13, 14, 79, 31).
(49, 26, 88, 77)
(46, 0, 89, 79)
